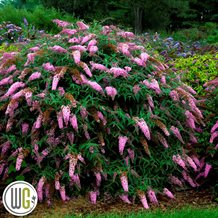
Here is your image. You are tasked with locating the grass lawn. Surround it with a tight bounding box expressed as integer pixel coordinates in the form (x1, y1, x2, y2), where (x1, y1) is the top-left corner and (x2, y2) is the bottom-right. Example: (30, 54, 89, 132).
(43, 207, 218, 218)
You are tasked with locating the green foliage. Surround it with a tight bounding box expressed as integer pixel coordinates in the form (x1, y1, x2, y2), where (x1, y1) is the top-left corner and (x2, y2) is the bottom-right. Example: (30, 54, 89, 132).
(171, 22, 218, 44)
(0, 4, 77, 33)
(0, 43, 19, 53)
(173, 53, 218, 95)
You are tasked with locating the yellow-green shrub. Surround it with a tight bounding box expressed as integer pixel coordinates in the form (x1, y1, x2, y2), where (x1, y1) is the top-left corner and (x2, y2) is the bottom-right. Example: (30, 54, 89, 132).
(173, 53, 218, 95)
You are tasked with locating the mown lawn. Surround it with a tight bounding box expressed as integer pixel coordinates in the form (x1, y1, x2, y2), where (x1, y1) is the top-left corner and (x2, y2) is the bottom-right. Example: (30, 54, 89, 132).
(44, 207, 218, 218)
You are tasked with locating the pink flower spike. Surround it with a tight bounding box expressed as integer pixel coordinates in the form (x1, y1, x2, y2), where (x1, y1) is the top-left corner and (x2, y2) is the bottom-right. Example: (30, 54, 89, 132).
(124, 66, 132, 72)
(160, 75, 166, 84)
(97, 111, 107, 125)
(22, 123, 29, 135)
(185, 110, 196, 130)
(80, 62, 92, 77)
(149, 79, 161, 94)
(169, 90, 179, 101)
(140, 52, 149, 62)
(60, 186, 66, 201)
(211, 121, 218, 133)
(77, 21, 89, 30)
(204, 163, 212, 178)
(136, 119, 151, 140)
(60, 29, 77, 36)
(4, 82, 25, 97)
(191, 155, 200, 167)
(70, 114, 78, 132)
(52, 75, 60, 90)
(90, 61, 108, 71)
(120, 173, 128, 192)
(124, 156, 129, 166)
(80, 106, 88, 119)
(132, 57, 145, 67)
(169, 176, 183, 187)
(94, 172, 102, 187)
(133, 85, 141, 95)
(29, 46, 40, 52)
(53, 19, 71, 28)
(210, 131, 218, 143)
(87, 81, 104, 94)
(68, 37, 81, 44)
(147, 95, 154, 108)
(109, 67, 129, 78)
(25, 91, 32, 106)
(5, 100, 19, 117)
(37, 176, 46, 202)
(72, 174, 81, 189)
(170, 126, 185, 144)
(43, 63, 55, 72)
(172, 154, 187, 170)
(118, 43, 131, 57)
(80, 34, 95, 45)
(89, 191, 97, 204)
(67, 132, 74, 144)
(24, 53, 36, 66)
(182, 171, 196, 187)
(57, 111, 64, 129)
(119, 194, 131, 204)
(89, 46, 98, 56)
(118, 136, 128, 155)
(55, 176, 60, 190)
(72, 50, 81, 64)
(16, 152, 24, 171)
(127, 148, 135, 163)
(147, 189, 158, 204)
(0, 76, 13, 86)
(70, 45, 87, 52)
(69, 155, 78, 178)
(83, 124, 90, 140)
(88, 39, 97, 49)
(0, 163, 5, 175)
(138, 192, 149, 209)
(1, 141, 11, 156)
(77, 153, 85, 164)
(105, 86, 117, 101)
(61, 105, 71, 126)
(35, 114, 43, 129)
(163, 188, 175, 199)
(186, 156, 197, 171)
(28, 72, 41, 81)
(50, 45, 67, 53)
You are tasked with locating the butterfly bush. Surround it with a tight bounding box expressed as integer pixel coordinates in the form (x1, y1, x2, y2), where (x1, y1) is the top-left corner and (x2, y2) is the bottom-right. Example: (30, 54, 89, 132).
(0, 19, 211, 208)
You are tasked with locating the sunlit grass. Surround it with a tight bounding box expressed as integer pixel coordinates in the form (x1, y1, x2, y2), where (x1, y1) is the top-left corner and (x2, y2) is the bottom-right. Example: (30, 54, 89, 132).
(41, 207, 218, 218)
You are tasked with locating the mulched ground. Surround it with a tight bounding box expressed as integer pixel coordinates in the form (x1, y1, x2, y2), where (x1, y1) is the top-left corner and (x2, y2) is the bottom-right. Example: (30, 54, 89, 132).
(0, 188, 217, 218)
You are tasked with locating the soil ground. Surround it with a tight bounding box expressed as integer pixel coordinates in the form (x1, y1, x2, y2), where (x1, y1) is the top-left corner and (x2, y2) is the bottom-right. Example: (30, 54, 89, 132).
(0, 189, 217, 218)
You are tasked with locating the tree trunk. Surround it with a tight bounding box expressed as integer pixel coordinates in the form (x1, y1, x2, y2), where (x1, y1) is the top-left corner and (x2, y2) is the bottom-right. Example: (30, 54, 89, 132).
(134, 6, 143, 34)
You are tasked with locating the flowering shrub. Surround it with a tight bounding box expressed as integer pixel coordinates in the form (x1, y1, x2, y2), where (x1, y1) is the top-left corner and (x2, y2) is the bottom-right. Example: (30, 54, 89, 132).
(0, 20, 210, 207)
(0, 21, 24, 44)
(140, 32, 218, 62)
(196, 78, 218, 199)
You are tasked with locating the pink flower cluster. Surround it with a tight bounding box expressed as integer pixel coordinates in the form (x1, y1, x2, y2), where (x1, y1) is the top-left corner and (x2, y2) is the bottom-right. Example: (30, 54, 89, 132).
(118, 136, 128, 155)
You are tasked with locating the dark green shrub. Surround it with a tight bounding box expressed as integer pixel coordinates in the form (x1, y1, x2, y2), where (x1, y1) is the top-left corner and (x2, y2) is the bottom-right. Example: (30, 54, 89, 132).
(0, 4, 77, 33)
